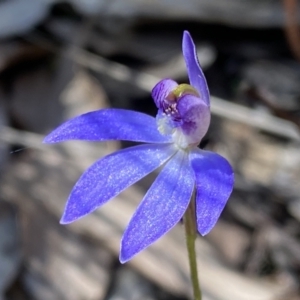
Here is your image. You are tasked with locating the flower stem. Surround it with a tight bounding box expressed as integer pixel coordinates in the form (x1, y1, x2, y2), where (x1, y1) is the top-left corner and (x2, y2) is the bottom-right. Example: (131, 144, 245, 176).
(183, 194, 202, 300)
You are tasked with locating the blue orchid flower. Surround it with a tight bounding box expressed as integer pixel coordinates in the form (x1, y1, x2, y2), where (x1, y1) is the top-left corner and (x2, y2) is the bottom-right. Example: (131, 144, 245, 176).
(44, 31, 234, 263)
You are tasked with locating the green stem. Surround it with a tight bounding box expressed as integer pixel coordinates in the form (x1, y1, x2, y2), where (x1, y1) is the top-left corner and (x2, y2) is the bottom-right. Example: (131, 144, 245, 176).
(183, 194, 202, 300)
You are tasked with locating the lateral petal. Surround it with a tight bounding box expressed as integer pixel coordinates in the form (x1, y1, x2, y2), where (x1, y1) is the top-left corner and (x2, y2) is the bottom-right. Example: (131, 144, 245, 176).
(182, 31, 210, 106)
(44, 109, 172, 144)
(189, 149, 234, 235)
(120, 150, 194, 263)
(61, 143, 176, 224)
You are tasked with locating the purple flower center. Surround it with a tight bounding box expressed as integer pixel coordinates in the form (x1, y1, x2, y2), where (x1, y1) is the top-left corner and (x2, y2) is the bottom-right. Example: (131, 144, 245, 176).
(155, 83, 210, 150)
(162, 84, 200, 120)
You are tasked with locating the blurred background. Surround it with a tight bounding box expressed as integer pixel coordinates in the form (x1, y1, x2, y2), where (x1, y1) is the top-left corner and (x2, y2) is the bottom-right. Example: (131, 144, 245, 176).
(0, 0, 300, 299)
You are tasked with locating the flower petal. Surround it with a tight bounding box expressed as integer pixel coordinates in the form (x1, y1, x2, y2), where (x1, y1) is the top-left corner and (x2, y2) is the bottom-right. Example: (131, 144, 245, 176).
(151, 78, 178, 109)
(120, 150, 194, 263)
(189, 149, 234, 235)
(177, 94, 210, 145)
(182, 31, 210, 106)
(61, 143, 176, 224)
(44, 109, 172, 144)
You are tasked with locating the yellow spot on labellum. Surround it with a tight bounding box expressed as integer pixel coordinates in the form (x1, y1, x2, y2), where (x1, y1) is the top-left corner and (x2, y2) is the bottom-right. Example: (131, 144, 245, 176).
(166, 84, 199, 101)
